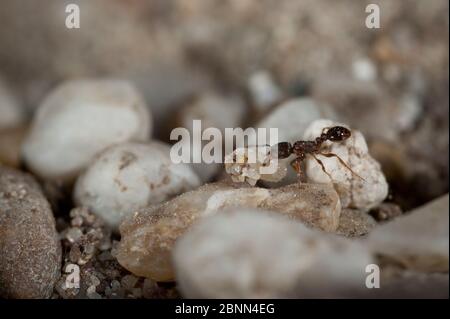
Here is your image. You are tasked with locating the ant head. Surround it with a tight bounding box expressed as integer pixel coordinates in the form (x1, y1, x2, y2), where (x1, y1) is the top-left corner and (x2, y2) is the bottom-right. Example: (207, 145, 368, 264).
(326, 126, 351, 142)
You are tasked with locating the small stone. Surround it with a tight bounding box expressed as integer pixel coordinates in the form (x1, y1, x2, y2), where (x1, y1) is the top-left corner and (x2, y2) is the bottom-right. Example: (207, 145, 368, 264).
(71, 216, 84, 227)
(90, 275, 101, 287)
(66, 227, 83, 243)
(86, 285, 96, 294)
(247, 70, 283, 113)
(304, 119, 389, 211)
(78, 244, 96, 265)
(116, 181, 341, 281)
(111, 280, 121, 291)
(22, 79, 152, 184)
(0, 166, 61, 298)
(87, 285, 102, 299)
(173, 209, 373, 298)
(74, 141, 200, 230)
(336, 209, 377, 237)
(69, 245, 82, 263)
(352, 57, 377, 82)
(367, 194, 449, 273)
(395, 93, 422, 132)
(59, 207, 108, 269)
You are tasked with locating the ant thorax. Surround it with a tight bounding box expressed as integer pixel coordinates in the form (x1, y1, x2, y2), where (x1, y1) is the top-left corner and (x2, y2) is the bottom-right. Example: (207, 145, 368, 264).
(293, 141, 319, 155)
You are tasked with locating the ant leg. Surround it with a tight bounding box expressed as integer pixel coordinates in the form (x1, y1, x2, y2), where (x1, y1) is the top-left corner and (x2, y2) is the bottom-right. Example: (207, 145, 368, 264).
(320, 152, 365, 181)
(290, 157, 304, 182)
(310, 154, 333, 181)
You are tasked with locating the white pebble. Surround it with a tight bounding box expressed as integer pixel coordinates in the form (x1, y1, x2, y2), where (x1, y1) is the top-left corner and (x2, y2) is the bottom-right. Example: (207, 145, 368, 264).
(247, 71, 283, 112)
(22, 79, 151, 183)
(304, 119, 388, 211)
(174, 209, 373, 298)
(74, 142, 200, 230)
(352, 58, 377, 82)
(395, 93, 422, 132)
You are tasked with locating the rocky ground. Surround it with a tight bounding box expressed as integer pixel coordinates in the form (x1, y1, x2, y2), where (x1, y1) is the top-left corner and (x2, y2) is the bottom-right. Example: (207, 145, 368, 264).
(0, 0, 448, 299)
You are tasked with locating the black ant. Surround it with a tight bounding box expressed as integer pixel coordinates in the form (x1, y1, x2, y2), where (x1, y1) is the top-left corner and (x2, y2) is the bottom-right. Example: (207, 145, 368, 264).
(272, 126, 364, 181)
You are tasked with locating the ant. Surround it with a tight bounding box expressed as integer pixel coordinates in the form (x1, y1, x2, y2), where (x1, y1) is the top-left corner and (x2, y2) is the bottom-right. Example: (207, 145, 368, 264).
(271, 126, 364, 181)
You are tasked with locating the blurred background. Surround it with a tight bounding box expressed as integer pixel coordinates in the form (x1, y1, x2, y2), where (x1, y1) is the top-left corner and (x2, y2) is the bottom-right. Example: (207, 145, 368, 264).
(0, 0, 448, 210)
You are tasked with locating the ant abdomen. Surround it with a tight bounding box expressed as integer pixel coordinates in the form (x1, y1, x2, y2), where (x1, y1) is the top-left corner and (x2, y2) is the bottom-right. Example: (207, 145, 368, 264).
(273, 142, 292, 159)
